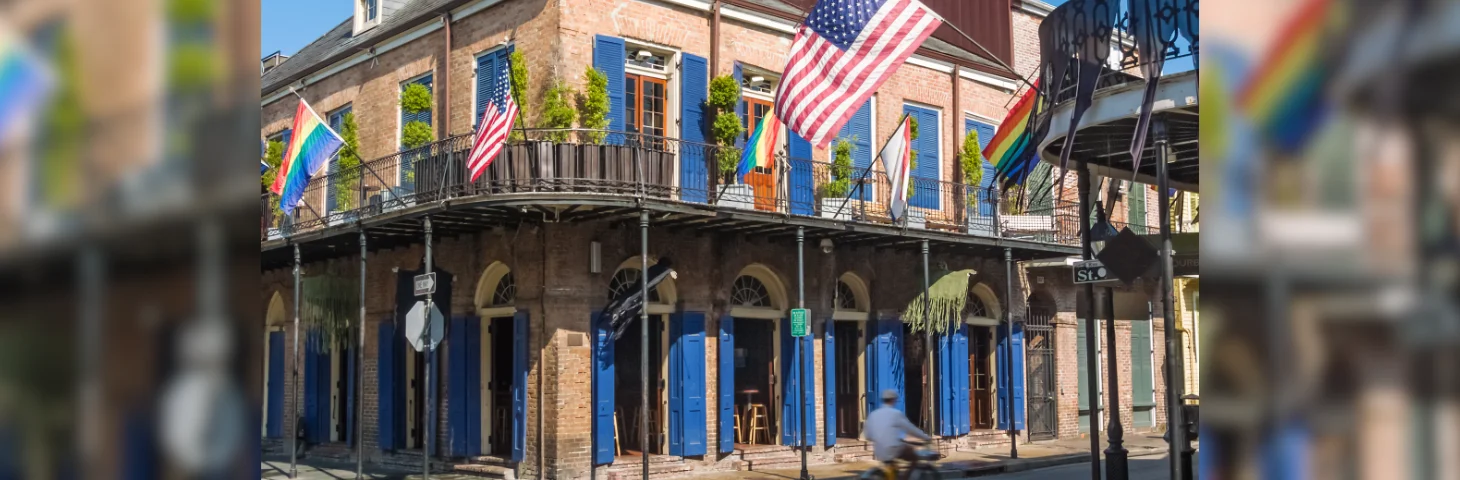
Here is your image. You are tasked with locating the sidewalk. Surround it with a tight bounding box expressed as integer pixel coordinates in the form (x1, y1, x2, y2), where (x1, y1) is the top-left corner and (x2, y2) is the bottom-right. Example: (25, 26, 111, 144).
(262, 434, 1182, 480)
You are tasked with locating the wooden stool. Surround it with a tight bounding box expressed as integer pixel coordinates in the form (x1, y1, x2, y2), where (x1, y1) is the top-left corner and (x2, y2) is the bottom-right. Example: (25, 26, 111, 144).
(734, 408, 743, 444)
(745, 404, 770, 445)
(613, 410, 623, 456)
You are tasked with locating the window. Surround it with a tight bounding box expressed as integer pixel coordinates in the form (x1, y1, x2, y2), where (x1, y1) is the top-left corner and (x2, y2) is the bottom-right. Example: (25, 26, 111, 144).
(400, 74, 433, 186)
(625, 47, 668, 72)
(475, 47, 513, 127)
(492, 272, 516, 306)
(366, 0, 378, 20)
(730, 275, 772, 308)
(835, 281, 857, 310)
(625, 73, 667, 143)
(743, 98, 775, 173)
(608, 268, 662, 303)
(966, 296, 989, 318)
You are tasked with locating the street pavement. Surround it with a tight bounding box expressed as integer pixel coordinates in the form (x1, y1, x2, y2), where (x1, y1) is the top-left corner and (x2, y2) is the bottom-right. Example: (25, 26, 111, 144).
(972, 453, 1178, 480)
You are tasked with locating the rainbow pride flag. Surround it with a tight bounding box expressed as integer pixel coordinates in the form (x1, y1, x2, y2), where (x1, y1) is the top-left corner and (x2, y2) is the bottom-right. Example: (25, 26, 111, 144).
(1239, 0, 1333, 154)
(0, 30, 53, 144)
(736, 110, 781, 180)
(987, 80, 1041, 189)
(269, 98, 345, 215)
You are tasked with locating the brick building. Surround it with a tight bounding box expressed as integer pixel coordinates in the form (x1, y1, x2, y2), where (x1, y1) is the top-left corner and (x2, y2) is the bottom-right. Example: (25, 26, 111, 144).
(258, 0, 1173, 478)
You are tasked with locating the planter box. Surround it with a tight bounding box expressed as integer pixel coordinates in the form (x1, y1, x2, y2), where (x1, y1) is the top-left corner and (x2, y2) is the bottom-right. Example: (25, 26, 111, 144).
(967, 212, 997, 236)
(717, 184, 754, 210)
(905, 209, 926, 229)
(820, 197, 852, 220)
(1001, 215, 1056, 232)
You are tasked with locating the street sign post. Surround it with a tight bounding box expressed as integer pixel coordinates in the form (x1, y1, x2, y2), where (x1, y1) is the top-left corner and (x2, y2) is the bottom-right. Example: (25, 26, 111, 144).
(790, 308, 810, 337)
(414, 272, 437, 297)
(1073, 259, 1119, 285)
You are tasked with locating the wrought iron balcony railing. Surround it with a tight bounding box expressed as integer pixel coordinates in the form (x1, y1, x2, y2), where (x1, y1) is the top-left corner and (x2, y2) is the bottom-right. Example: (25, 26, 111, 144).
(261, 129, 1146, 248)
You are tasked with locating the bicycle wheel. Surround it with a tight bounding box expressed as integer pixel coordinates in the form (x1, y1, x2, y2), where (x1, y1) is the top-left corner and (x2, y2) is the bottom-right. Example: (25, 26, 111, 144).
(907, 465, 941, 480)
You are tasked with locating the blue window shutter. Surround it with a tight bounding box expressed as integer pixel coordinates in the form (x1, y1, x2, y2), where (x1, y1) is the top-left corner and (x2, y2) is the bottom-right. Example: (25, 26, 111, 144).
(448, 315, 468, 456)
(378, 321, 396, 450)
(836, 101, 873, 201)
(823, 318, 835, 446)
(732, 62, 746, 150)
(780, 317, 796, 445)
(718, 315, 735, 453)
(1011, 322, 1025, 430)
(401, 75, 435, 139)
(937, 331, 953, 436)
(995, 323, 1009, 431)
(325, 107, 350, 214)
(281, 129, 292, 151)
(954, 324, 970, 434)
(889, 319, 905, 413)
(267, 332, 285, 438)
(679, 53, 710, 204)
(592, 310, 615, 464)
(475, 51, 498, 127)
(683, 312, 707, 455)
(512, 310, 529, 461)
(593, 36, 626, 138)
(902, 105, 941, 210)
(669, 312, 685, 456)
(788, 132, 814, 215)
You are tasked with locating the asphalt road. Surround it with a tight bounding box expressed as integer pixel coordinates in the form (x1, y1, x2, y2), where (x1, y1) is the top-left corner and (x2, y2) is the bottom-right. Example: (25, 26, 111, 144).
(986, 454, 1179, 480)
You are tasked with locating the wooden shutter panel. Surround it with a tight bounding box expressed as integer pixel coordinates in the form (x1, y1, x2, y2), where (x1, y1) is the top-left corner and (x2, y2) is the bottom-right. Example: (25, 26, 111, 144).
(511, 310, 529, 461)
(591, 311, 615, 464)
(823, 318, 836, 446)
(719, 315, 735, 453)
(679, 53, 710, 204)
(378, 321, 396, 450)
(593, 35, 626, 139)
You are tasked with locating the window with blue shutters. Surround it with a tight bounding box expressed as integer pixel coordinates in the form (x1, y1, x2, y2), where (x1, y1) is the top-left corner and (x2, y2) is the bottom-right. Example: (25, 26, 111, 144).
(836, 101, 874, 201)
(903, 104, 941, 210)
(399, 74, 433, 187)
(325, 105, 352, 214)
(964, 118, 997, 217)
(593, 36, 626, 142)
(475, 46, 513, 127)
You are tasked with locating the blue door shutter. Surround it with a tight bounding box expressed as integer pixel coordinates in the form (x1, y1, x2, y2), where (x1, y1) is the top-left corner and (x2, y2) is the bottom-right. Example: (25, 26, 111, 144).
(474, 50, 499, 127)
(936, 331, 954, 436)
(449, 315, 467, 456)
(822, 318, 836, 446)
(995, 323, 1008, 431)
(995, 322, 1025, 430)
(800, 333, 815, 445)
(304, 331, 323, 443)
(1011, 322, 1025, 430)
(427, 345, 440, 456)
(954, 324, 970, 434)
(378, 321, 397, 450)
(466, 317, 483, 456)
(903, 105, 941, 210)
(837, 101, 873, 201)
(266, 332, 285, 438)
(591, 311, 616, 464)
(512, 310, 529, 461)
(780, 318, 796, 445)
(718, 315, 735, 453)
(668, 312, 707, 456)
(865, 318, 879, 417)
(669, 313, 685, 455)
(679, 53, 710, 204)
(593, 35, 626, 138)
(888, 319, 906, 413)
(788, 132, 815, 215)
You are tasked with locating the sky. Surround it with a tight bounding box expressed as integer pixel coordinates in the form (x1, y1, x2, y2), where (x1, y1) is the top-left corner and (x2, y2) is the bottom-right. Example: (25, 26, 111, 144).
(260, 0, 352, 58)
(259, 0, 1193, 72)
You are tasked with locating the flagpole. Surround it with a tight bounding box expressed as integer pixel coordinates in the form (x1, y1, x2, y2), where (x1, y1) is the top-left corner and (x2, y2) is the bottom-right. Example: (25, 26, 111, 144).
(831, 114, 909, 221)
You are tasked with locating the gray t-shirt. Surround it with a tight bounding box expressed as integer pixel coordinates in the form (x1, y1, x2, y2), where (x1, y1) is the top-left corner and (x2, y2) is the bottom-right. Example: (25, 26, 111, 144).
(864, 405, 931, 461)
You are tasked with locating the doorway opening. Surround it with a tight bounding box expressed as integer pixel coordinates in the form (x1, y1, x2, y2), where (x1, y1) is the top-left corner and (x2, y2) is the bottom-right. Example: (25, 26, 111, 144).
(970, 326, 996, 430)
(606, 264, 674, 458)
(733, 317, 778, 445)
(331, 338, 354, 443)
(902, 324, 928, 430)
(832, 320, 864, 439)
(488, 316, 516, 456)
(406, 348, 427, 449)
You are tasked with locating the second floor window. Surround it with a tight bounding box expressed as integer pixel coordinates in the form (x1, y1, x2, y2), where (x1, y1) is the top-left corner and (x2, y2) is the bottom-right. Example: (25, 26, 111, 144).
(744, 98, 774, 173)
(625, 73, 666, 140)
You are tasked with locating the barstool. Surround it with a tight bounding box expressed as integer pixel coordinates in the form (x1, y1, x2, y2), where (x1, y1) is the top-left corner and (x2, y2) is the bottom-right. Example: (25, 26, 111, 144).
(745, 404, 771, 445)
(734, 409, 744, 444)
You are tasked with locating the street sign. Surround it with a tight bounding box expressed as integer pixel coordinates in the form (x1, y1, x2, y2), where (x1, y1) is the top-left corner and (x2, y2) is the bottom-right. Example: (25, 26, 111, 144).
(414, 272, 437, 297)
(1073, 260, 1118, 285)
(790, 308, 810, 337)
(404, 301, 444, 352)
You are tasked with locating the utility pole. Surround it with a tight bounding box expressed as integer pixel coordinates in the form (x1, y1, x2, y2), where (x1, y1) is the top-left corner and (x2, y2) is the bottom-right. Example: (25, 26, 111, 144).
(1003, 247, 1017, 459)
(423, 217, 434, 480)
(640, 211, 650, 480)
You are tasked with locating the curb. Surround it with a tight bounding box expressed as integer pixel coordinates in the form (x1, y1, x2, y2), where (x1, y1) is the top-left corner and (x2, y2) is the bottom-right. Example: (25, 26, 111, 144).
(938, 446, 1166, 478)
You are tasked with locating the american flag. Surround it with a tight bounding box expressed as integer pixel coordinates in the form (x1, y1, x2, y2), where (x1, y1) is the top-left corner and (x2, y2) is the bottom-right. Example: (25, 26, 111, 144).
(467, 50, 519, 182)
(775, 0, 942, 148)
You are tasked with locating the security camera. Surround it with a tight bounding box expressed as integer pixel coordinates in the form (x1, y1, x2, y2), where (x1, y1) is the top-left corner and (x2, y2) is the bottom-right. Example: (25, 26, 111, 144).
(820, 238, 834, 254)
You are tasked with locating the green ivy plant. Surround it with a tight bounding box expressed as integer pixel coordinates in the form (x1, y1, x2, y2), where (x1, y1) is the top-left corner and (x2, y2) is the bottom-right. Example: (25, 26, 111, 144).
(960, 129, 984, 206)
(707, 75, 744, 181)
(333, 113, 362, 210)
(262, 140, 285, 225)
(402, 121, 434, 149)
(540, 80, 577, 142)
(906, 116, 920, 199)
(578, 67, 610, 144)
(820, 138, 855, 198)
(400, 82, 434, 152)
(509, 50, 529, 141)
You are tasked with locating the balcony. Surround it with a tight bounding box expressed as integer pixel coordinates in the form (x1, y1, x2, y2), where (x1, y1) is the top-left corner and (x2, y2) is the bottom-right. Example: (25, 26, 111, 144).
(260, 129, 1143, 266)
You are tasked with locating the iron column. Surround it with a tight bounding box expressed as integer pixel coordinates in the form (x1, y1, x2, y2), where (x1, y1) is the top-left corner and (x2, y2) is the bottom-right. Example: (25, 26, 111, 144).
(359, 229, 368, 479)
(1103, 285, 1128, 479)
(290, 243, 301, 478)
(1003, 247, 1017, 459)
(922, 239, 933, 440)
(641, 211, 650, 480)
(1078, 164, 1101, 480)
(424, 216, 434, 480)
(1155, 119, 1187, 480)
(798, 227, 810, 480)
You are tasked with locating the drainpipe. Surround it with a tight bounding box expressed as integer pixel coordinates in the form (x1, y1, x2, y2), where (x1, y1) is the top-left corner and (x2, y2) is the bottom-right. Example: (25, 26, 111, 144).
(710, 0, 721, 77)
(440, 13, 452, 139)
(951, 67, 962, 231)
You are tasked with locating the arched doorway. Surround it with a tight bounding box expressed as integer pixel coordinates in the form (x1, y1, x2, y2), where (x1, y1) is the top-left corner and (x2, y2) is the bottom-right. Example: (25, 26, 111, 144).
(263, 292, 287, 439)
(607, 257, 677, 457)
(829, 273, 870, 441)
(1024, 293, 1057, 440)
(459, 261, 525, 459)
(724, 264, 800, 447)
(963, 284, 1001, 431)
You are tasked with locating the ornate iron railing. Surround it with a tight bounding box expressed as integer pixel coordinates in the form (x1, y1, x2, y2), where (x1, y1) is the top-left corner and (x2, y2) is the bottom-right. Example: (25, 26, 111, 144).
(260, 129, 1139, 247)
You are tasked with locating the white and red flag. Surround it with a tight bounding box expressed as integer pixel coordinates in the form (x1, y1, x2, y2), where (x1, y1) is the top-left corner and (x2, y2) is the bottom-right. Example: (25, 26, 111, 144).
(467, 48, 520, 182)
(774, 0, 942, 148)
(878, 115, 912, 221)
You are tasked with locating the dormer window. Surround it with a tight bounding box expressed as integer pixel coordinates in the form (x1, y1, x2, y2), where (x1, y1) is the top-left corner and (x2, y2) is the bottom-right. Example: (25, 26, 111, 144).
(354, 0, 382, 35)
(366, 0, 378, 20)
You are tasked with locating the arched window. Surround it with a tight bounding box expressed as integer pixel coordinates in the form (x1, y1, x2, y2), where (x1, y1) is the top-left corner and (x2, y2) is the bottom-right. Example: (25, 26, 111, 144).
(491, 272, 516, 306)
(836, 281, 857, 310)
(608, 268, 662, 303)
(731, 275, 772, 307)
(967, 295, 989, 318)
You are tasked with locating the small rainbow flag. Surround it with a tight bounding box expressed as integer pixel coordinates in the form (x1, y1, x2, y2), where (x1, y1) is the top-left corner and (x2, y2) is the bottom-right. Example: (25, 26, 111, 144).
(987, 80, 1041, 189)
(269, 98, 345, 216)
(1238, 0, 1334, 154)
(0, 29, 53, 144)
(737, 110, 781, 180)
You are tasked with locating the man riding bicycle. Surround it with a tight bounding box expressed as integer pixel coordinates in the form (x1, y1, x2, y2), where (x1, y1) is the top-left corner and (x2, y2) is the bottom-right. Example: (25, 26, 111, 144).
(865, 389, 931, 467)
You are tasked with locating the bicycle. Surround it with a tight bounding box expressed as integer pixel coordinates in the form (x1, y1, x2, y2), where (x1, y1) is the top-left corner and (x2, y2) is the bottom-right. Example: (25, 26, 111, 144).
(859, 438, 941, 480)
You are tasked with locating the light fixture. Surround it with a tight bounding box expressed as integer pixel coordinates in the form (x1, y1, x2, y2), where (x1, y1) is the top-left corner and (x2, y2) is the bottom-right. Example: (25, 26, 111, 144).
(1090, 203, 1119, 253)
(819, 238, 834, 254)
(590, 241, 602, 273)
(637, 49, 653, 59)
(750, 75, 765, 84)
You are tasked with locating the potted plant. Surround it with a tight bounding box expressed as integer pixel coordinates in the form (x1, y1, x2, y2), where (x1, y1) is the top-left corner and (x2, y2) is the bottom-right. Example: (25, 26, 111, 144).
(706, 74, 750, 207)
(819, 139, 854, 220)
(959, 129, 995, 235)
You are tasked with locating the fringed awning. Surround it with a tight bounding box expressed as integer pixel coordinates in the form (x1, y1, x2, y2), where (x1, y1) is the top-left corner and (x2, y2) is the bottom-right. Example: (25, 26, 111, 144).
(301, 275, 358, 349)
(903, 269, 975, 336)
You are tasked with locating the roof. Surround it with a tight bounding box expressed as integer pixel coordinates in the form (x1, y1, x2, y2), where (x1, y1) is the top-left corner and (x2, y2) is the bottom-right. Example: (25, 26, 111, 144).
(261, 0, 466, 94)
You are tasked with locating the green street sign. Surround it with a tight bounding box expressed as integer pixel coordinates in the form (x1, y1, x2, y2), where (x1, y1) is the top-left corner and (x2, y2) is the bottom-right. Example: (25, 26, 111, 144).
(790, 308, 810, 337)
